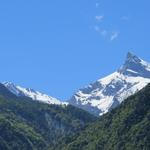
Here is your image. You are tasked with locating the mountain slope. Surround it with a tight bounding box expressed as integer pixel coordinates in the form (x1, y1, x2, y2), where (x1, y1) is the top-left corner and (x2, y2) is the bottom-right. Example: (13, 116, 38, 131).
(0, 84, 97, 150)
(3, 82, 67, 105)
(69, 52, 150, 116)
(65, 83, 150, 150)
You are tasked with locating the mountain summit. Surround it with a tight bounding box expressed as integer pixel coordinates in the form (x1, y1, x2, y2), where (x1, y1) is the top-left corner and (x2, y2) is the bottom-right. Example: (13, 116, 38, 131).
(69, 52, 150, 116)
(118, 52, 150, 77)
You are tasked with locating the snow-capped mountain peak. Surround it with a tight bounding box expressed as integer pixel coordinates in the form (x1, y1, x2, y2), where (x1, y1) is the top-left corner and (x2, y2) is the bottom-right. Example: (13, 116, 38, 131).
(69, 52, 150, 116)
(126, 52, 140, 62)
(118, 52, 150, 77)
(3, 82, 67, 105)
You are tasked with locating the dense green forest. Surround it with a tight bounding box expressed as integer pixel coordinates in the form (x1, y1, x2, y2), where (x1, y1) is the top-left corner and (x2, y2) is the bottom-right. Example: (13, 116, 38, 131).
(0, 84, 96, 150)
(65, 84, 150, 150)
(1, 83, 150, 150)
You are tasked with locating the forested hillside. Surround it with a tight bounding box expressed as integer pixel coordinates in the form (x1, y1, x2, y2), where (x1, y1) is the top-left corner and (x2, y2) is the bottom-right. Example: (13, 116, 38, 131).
(65, 84, 150, 150)
(0, 84, 96, 150)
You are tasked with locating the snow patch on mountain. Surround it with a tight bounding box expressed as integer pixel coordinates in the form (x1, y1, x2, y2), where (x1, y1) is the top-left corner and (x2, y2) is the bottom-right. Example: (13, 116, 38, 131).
(3, 82, 68, 105)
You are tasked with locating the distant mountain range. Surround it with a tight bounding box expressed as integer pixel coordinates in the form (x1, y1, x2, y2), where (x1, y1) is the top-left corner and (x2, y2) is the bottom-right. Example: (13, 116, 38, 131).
(2, 52, 150, 116)
(0, 73, 150, 150)
(0, 52, 150, 150)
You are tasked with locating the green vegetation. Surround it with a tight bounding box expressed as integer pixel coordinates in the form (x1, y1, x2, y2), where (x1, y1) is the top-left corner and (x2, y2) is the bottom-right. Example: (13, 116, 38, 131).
(0, 84, 96, 150)
(1, 83, 150, 150)
(65, 84, 150, 150)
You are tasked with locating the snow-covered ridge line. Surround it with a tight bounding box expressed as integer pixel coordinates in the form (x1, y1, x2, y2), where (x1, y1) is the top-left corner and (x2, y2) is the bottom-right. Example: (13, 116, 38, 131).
(3, 82, 68, 105)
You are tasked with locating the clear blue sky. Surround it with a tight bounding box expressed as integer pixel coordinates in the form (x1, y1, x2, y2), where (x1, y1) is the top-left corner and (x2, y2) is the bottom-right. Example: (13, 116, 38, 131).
(0, 0, 150, 100)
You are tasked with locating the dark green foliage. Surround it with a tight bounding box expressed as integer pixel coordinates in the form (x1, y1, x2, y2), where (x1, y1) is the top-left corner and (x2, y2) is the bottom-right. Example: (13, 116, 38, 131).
(1, 82, 150, 150)
(0, 84, 96, 150)
(65, 84, 150, 150)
